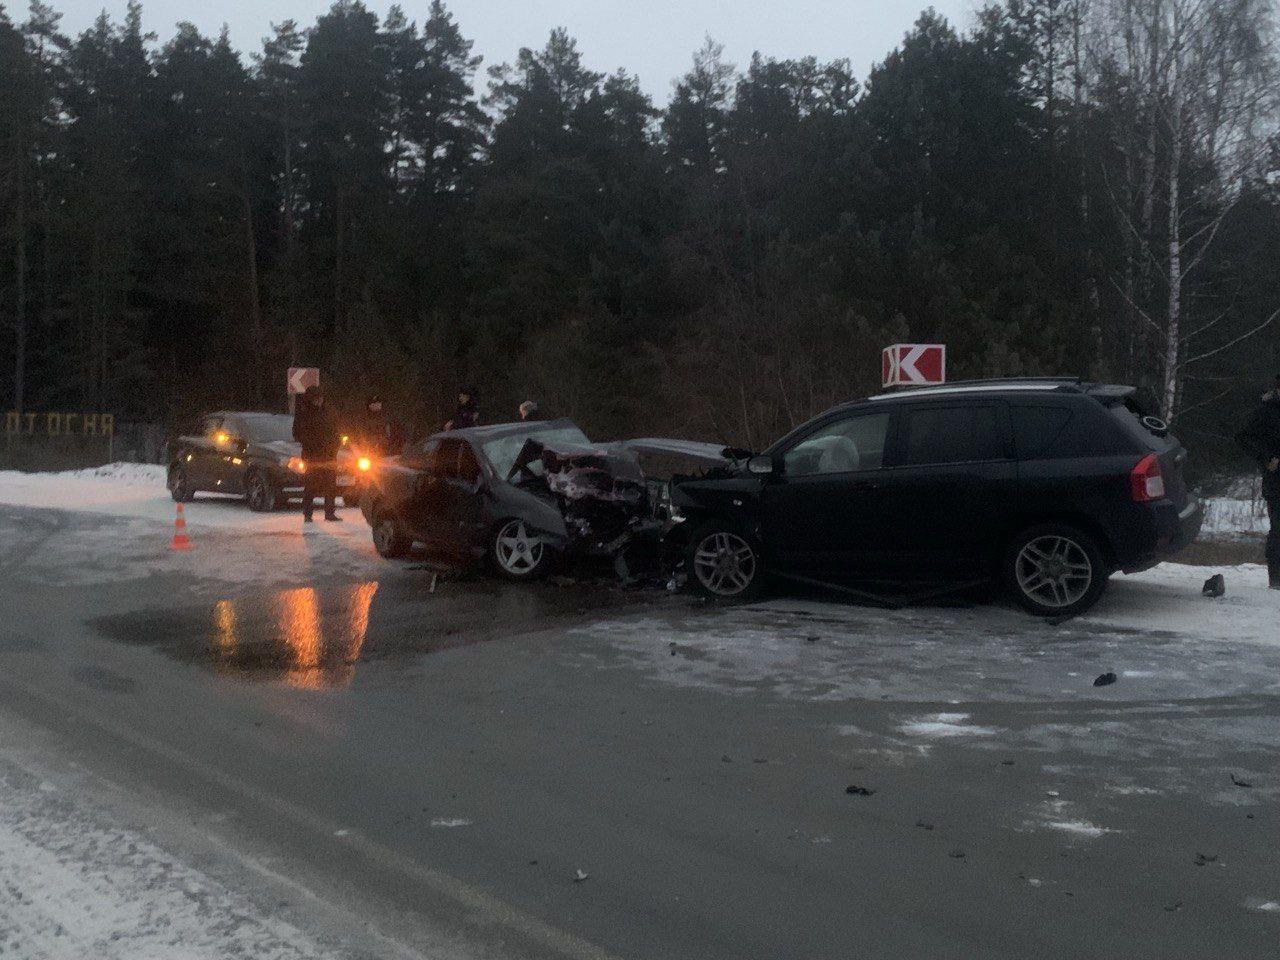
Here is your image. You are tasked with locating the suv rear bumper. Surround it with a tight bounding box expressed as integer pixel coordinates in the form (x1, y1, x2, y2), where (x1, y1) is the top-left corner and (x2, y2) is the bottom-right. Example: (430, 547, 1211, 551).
(1119, 498, 1203, 573)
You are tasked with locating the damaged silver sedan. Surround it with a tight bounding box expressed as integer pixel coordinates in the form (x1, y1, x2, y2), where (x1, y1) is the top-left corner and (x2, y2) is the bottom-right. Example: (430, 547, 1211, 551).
(356, 419, 731, 581)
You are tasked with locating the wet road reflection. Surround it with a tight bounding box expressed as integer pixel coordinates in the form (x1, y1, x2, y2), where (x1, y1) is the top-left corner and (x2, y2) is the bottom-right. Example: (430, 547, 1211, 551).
(207, 584, 377, 689)
(91, 577, 662, 688)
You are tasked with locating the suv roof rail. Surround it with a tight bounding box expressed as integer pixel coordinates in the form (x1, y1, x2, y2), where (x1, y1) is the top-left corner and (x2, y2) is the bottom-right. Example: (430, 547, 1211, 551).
(866, 378, 1083, 401)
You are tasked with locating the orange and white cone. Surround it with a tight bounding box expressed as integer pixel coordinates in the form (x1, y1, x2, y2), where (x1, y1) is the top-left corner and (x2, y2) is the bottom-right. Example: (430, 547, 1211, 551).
(170, 502, 192, 551)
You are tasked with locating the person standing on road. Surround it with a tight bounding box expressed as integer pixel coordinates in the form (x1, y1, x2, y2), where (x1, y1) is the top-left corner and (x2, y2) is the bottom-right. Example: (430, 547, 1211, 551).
(359, 395, 403, 456)
(444, 387, 480, 431)
(293, 386, 342, 523)
(1236, 373, 1280, 589)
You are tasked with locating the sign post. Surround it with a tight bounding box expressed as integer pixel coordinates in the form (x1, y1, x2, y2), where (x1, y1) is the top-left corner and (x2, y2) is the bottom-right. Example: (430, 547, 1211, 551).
(881, 344, 946, 388)
(287, 367, 320, 414)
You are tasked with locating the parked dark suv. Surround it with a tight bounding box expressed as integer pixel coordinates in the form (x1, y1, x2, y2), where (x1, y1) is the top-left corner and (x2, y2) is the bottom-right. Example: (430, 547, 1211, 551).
(669, 379, 1202, 616)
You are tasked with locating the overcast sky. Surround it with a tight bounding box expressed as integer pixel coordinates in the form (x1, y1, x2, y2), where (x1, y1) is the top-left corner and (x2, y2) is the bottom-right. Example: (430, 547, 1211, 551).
(46, 0, 976, 99)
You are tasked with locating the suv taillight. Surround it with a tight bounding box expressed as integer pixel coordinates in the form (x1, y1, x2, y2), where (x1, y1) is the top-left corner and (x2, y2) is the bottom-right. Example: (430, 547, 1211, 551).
(1130, 453, 1166, 502)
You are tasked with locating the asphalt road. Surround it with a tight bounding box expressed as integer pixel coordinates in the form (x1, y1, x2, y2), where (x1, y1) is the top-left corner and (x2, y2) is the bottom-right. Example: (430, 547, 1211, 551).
(0, 503, 1277, 959)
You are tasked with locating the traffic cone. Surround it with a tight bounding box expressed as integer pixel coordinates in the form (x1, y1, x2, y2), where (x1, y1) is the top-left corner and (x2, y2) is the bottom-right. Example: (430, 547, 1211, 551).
(170, 502, 192, 551)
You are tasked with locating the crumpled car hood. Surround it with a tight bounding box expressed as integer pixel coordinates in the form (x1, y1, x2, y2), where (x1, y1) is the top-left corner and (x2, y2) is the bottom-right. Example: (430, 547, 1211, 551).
(616, 438, 733, 465)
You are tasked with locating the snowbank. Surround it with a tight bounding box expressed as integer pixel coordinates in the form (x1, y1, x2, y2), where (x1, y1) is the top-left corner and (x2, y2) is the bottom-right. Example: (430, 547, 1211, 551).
(1201, 496, 1269, 538)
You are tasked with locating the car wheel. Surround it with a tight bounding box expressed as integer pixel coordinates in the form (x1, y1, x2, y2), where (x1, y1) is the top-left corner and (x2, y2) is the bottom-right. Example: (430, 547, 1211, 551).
(245, 470, 280, 512)
(168, 465, 196, 502)
(1004, 523, 1109, 617)
(689, 524, 764, 601)
(373, 511, 412, 558)
(490, 519, 553, 581)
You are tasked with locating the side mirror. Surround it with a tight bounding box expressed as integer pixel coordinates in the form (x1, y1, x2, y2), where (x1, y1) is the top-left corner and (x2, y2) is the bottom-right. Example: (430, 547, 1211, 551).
(748, 455, 775, 476)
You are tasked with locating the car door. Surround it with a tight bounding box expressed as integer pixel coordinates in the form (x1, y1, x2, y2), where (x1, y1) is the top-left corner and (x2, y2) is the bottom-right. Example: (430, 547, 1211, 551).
(759, 409, 899, 579)
(437, 441, 489, 557)
(876, 401, 1016, 579)
(186, 415, 226, 490)
(212, 415, 249, 495)
(398, 440, 445, 544)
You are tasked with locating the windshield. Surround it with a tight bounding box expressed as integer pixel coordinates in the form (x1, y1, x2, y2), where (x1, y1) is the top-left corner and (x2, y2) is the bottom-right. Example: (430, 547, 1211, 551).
(482, 426, 590, 478)
(239, 414, 296, 444)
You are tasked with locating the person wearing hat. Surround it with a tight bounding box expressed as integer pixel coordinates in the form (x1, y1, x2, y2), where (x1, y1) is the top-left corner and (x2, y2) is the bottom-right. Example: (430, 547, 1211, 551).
(1236, 373, 1280, 588)
(444, 387, 480, 431)
(292, 385, 342, 523)
(519, 400, 539, 421)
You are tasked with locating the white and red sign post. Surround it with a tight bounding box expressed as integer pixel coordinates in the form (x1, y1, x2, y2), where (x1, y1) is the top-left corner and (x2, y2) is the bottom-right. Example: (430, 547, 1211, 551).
(881, 344, 946, 388)
(286, 367, 320, 413)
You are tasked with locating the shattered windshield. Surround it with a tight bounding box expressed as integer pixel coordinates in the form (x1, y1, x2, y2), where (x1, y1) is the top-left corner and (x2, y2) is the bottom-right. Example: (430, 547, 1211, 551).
(482, 426, 590, 478)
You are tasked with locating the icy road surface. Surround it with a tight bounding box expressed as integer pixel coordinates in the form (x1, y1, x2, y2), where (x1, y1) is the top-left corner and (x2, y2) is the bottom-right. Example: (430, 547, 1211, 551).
(0, 464, 1277, 959)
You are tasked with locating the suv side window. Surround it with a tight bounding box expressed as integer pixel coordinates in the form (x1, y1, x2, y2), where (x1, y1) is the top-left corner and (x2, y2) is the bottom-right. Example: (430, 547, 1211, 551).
(900, 405, 1004, 466)
(783, 413, 891, 477)
(1010, 404, 1072, 460)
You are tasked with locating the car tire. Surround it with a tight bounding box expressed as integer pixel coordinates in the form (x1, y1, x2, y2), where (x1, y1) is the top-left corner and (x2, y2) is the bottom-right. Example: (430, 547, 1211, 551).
(245, 469, 281, 512)
(688, 523, 765, 602)
(1004, 523, 1109, 617)
(372, 510, 412, 559)
(490, 519, 553, 581)
(168, 464, 196, 502)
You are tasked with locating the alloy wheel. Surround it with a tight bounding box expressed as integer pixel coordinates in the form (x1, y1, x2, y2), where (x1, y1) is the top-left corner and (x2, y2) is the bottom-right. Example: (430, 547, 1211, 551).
(1014, 535, 1093, 609)
(495, 520, 544, 576)
(693, 531, 757, 597)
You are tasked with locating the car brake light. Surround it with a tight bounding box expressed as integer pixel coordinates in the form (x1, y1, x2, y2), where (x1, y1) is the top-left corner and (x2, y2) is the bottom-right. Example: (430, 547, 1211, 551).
(1130, 453, 1165, 502)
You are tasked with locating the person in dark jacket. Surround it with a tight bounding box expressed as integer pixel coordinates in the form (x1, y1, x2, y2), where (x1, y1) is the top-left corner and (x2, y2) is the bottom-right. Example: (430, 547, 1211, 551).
(292, 386, 342, 523)
(1235, 374, 1280, 588)
(358, 395, 403, 456)
(444, 387, 479, 431)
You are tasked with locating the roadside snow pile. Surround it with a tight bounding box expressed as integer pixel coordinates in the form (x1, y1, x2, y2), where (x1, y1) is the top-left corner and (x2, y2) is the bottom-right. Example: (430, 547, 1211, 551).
(0, 462, 166, 510)
(1201, 496, 1269, 538)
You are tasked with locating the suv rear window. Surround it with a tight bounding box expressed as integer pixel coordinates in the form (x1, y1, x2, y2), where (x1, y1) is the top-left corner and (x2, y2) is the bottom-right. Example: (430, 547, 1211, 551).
(1011, 401, 1135, 458)
(1010, 405, 1072, 460)
(900, 406, 1004, 465)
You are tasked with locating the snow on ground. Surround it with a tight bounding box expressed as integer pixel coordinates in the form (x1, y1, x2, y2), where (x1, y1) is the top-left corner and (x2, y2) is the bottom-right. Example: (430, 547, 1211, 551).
(1201, 496, 1270, 538)
(0, 462, 379, 588)
(0, 755, 344, 960)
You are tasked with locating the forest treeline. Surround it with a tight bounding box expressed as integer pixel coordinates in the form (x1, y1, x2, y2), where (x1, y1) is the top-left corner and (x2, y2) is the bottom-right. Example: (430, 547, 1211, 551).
(1, 0, 1277, 471)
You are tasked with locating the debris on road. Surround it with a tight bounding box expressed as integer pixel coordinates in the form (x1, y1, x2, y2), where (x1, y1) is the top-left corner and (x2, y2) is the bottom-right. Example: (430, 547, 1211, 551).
(1093, 671, 1117, 687)
(948, 849, 966, 859)
(915, 820, 935, 831)
(1193, 853, 1218, 866)
(845, 785, 876, 796)
(1201, 574, 1226, 597)
(573, 869, 589, 883)
(1231, 774, 1254, 788)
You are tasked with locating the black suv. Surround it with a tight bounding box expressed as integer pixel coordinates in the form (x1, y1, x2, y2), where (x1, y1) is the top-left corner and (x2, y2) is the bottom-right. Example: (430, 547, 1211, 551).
(669, 379, 1202, 616)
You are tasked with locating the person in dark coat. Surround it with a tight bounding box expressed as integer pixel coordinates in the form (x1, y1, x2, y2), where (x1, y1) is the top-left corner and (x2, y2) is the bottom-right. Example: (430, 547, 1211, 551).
(1235, 373, 1280, 588)
(358, 395, 403, 456)
(444, 387, 479, 431)
(292, 386, 342, 522)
